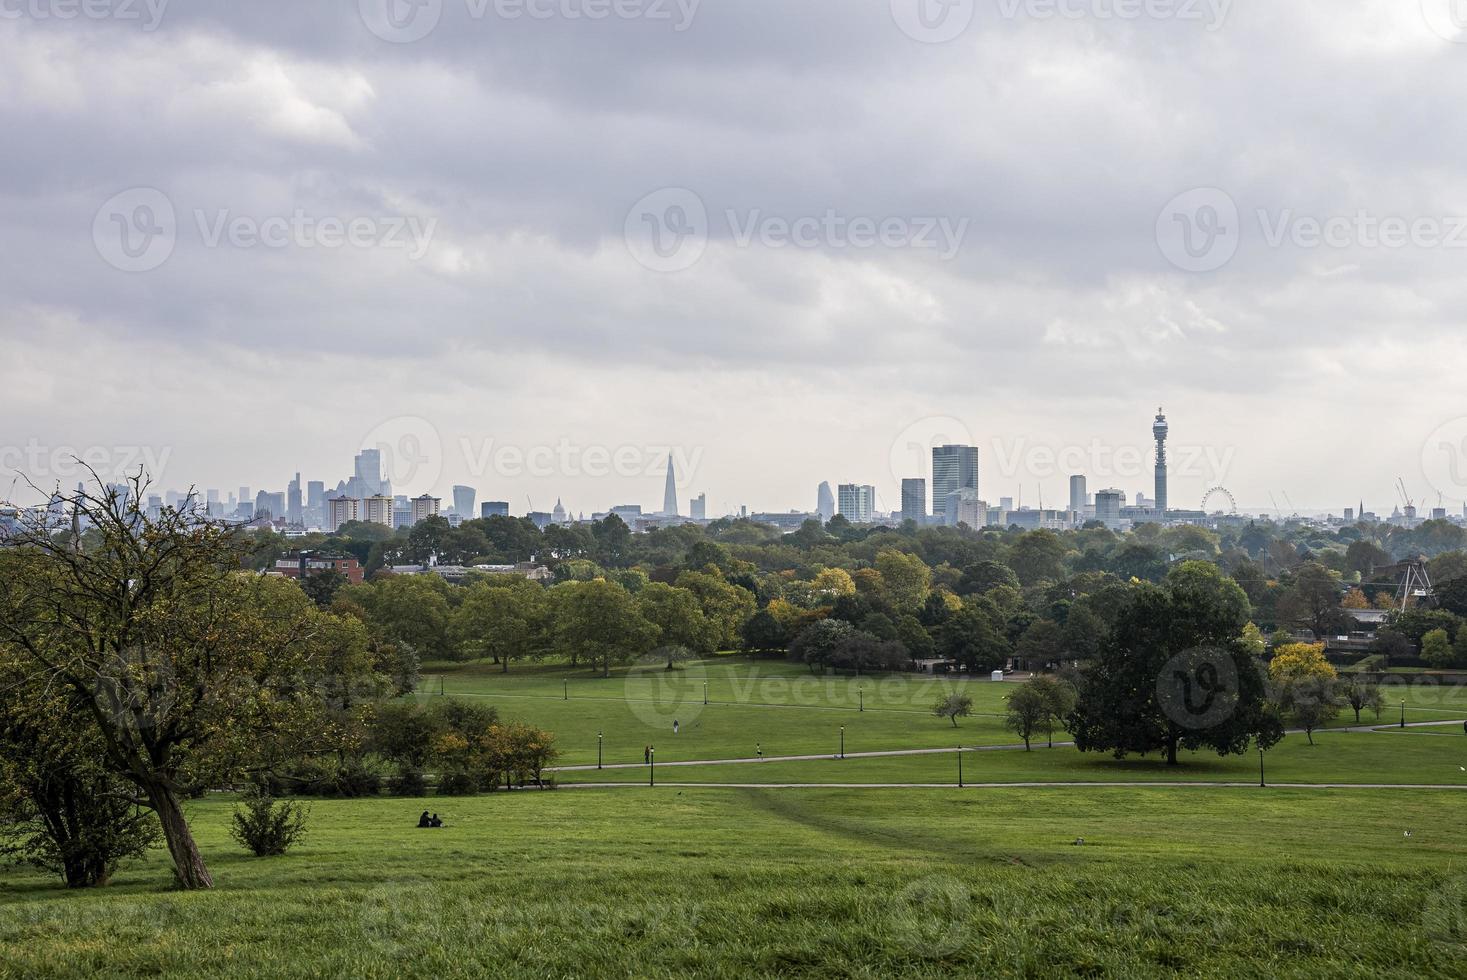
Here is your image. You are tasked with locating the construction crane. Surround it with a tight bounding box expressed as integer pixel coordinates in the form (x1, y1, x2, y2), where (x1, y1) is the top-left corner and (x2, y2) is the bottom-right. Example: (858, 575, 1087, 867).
(1396, 478, 1413, 511)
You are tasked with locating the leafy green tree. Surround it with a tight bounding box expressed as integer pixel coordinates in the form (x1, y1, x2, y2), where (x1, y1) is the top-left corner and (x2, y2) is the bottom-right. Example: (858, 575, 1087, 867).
(674, 570, 756, 650)
(551, 579, 656, 678)
(1009, 531, 1068, 586)
(1421, 628, 1457, 669)
(345, 574, 454, 661)
(1015, 619, 1064, 671)
(938, 601, 1011, 673)
(1277, 563, 1349, 639)
(956, 561, 1019, 597)
(789, 618, 856, 674)
(451, 580, 546, 672)
(636, 582, 717, 655)
(1338, 675, 1384, 724)
(1273, 675, 1342, 745)
(300, 568, 348, 608)
(1004, 685, 1047, 749)
(740, 610, 786, 656)
(933, 693, 974, 728)
(1067, 566, 1281, 766)
(874, 549, 931, 612)
(1027, 674, 1078, 749)
(0, 482, 378, 890)
(0, 649, 157, 887)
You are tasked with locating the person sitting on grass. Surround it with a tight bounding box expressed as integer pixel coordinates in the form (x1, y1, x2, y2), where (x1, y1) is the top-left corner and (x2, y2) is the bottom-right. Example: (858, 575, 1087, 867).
(429, 814, 444, 828)
(417, 810, 431, 828)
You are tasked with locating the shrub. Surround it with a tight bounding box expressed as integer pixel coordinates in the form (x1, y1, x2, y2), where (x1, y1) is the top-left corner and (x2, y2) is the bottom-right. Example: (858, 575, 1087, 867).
(437, 772, 478, 796)
(230, 789, 309, 857)
(391, 767, 428, 797)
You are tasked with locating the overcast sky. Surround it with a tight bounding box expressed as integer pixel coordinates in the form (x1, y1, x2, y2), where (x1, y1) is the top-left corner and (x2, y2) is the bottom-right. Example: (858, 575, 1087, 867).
(3, 1, 1466, 517)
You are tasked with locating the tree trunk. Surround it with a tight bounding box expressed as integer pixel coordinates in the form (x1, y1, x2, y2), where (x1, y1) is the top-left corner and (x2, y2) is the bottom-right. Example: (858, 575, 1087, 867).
(1165, 734, 1179, 766)
(146, 782, 213, 890)
(502, 656, 509, 674)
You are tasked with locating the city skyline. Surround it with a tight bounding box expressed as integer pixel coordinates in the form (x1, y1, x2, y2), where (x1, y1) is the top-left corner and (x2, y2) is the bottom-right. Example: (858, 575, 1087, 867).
(4, 6, 1466, 522)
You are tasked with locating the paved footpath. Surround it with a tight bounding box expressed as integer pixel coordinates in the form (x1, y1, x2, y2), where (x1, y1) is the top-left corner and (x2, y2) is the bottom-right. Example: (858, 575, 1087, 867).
(559, 781, 1467, 790)
(549, 719, 1467, 773)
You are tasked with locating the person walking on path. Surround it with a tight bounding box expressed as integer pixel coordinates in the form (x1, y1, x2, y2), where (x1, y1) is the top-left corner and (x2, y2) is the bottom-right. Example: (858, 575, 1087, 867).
(673, 719, 680, 735)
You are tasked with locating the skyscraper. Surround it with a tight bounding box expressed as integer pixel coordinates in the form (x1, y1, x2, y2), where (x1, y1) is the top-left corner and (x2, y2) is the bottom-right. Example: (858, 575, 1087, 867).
(901, 478, 927, 524)
(481, 501, 510, 519)
(817, 482, 836, 522)
(355, 449, 386, 497)
(690, 493, 707, 521)
(1095, 489, 1123, 527)
(837, 484, 876, 523)
(932, 445, 979, 523)
(363, 495, 394, 528)
(287, 473, 303, 525)
(1152, 407, 1169, 515)
(452, 485, 476, 519)
(662, 456, 679, 517)
(411, 494, 441, 525)
(1069, 475, 1087, 516)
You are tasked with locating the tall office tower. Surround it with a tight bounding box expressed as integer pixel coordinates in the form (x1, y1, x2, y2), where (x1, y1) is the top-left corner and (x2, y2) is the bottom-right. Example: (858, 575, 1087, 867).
(452, 485, 476, 519)
(1153, 407, 1169, 515)
(327, 496, 359, 532)
(690, 493, 707, 521)
(1344, 508, 1355, 522)
(363, 495, 394, 528)
(411, 494, 441, 525)
(238, 487, 251, 507)
(999, 496, 1014, 511)
(1069, 475, 1087, 516)
(931, 445, 979, 522)
(837, 484, 876, 524)
(817, 482, 836, 522)
(255, 491, 285, 521)
(481, 501, 510, 519)
(662, 456, 679, 517)
(901, 478, 927, 523)
(355, 448, 386, 496)
(287, 473, 303, 525)
(1095, 489, 1123, 527)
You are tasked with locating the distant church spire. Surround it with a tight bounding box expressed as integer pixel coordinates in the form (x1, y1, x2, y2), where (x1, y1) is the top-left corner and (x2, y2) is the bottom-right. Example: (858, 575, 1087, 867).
(662, 455, 679, 518)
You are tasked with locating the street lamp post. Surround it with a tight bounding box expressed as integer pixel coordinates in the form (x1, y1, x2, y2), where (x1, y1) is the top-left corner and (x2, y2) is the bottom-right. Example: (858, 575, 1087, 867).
(839, 726, 845, 760)
(859, 687, 864, 713)
(563, 679, 568, 702)
(704, 681, 708, 706)
(598, 731, 603, 770)
(958, 747, 964, 788)
(1258, 747, 1265, 788)
(1401, 699, 1406, 729)
(649, 747, 655, 787)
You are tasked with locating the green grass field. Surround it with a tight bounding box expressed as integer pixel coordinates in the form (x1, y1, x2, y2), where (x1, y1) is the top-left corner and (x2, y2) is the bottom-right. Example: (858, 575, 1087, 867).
(6, 661, 1467, 977)
(4, 789, 1467, 977)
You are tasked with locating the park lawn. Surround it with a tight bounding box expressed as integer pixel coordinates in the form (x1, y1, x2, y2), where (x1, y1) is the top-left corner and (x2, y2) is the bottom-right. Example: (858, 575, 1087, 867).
(3, 788, 1467, 977)
(425, 660, 1031, 766)
(558, 728, 1467, 787)
(427, 661, 1467, 756)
